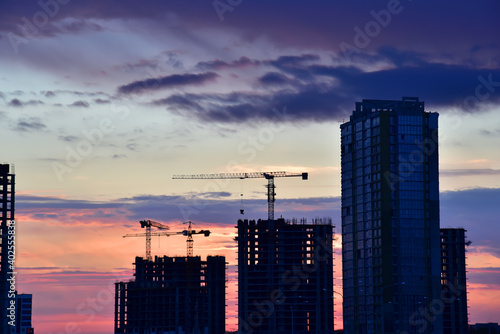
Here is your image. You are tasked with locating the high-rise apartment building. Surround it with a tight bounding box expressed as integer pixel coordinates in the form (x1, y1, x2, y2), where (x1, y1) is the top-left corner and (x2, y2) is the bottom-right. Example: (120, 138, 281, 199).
(1, 164, 15, 333)
(115, 255, 226, 334)
(340, 98, 442, 333)
(440, 228, 469, 334)
(237, 218, 334, 334)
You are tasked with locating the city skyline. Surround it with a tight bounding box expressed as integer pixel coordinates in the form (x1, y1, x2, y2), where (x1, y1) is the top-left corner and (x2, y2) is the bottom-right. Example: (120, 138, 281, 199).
(0, 1, 500, 333)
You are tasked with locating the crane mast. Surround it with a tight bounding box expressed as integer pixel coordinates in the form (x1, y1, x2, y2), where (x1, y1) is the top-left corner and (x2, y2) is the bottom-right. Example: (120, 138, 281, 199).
(184, 221, 194, 257)
(139, 220, 169, 261)
(173, 171, 308, 221)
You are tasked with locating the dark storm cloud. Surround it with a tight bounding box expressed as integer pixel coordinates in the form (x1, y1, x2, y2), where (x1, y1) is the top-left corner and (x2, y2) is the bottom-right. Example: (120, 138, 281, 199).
(3, 2, 499, 123)
(311, 62, 500, 111)
(153, 91, 270, 122)
(154, 48, 500, 124)
(154, 77, 352, 123)
(326, 48, 500, 111)
(118, 72, 218, 94)
(157, 88, 324, 123)
(2, 1, 498, 56)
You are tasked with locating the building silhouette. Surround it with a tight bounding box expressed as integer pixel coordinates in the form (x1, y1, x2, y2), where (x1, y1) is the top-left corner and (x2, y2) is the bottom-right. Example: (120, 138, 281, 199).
(237, 218, 334, 334)
(1, 164, 15, 333)
(0, 165, 35, 334)
(440, 228, 469, 334)
(469, 323, 500, 334)
(115, 255, 226, 334)
(15, 294, 33, 334)
(340, 98, 443, 333)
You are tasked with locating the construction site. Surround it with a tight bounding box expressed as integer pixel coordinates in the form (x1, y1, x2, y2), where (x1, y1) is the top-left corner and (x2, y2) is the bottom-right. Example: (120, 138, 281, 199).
(114, 171, 335, 334)
(114, 255, 226, 334)
(114, 219, 226, 334)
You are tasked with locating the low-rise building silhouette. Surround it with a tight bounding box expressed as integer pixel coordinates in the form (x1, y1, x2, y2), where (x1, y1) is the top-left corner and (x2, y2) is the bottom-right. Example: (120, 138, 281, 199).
(440, 228, 469, 334)
(115, 255, 226, 334)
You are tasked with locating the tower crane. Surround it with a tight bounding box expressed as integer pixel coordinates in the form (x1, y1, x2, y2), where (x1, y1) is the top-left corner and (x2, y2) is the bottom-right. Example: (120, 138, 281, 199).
(183, 221, 210, 257)
(121, 220, 170, 261)
(123, 220, 210, 259)
(172, 171, 308, 221)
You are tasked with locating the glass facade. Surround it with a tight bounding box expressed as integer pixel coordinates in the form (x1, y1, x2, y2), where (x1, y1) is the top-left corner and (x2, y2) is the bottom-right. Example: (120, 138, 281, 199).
(341, 98, 442, 334)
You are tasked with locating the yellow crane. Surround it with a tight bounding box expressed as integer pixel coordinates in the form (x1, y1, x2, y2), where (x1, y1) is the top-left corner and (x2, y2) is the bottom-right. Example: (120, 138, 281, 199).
(172, 171, 308, 221)
(123, 220, 210, 259)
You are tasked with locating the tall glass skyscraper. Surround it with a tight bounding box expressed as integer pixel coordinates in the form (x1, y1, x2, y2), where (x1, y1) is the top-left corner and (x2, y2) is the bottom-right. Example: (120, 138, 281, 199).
(340, 98, 442, 334)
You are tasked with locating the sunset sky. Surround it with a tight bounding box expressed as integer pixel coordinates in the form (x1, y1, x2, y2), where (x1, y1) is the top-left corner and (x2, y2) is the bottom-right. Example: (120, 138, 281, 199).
(1, 1, 500, 332)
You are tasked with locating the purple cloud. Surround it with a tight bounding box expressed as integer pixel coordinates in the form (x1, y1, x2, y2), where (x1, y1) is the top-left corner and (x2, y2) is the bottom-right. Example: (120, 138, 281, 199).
(8, 98, 23, 107)
(258, 72, 292, 86)
(118, 72, 218, 94)
(196, 57, 261, 71)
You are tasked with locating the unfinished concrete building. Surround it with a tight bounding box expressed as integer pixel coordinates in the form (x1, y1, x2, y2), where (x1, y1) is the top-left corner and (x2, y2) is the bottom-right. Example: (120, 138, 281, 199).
(115, 255, 226, 334)
(237, 218, 335, 334)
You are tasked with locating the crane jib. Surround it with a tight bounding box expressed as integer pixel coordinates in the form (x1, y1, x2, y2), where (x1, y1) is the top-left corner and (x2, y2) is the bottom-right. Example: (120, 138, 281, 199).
(172, 171, 309, 222)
